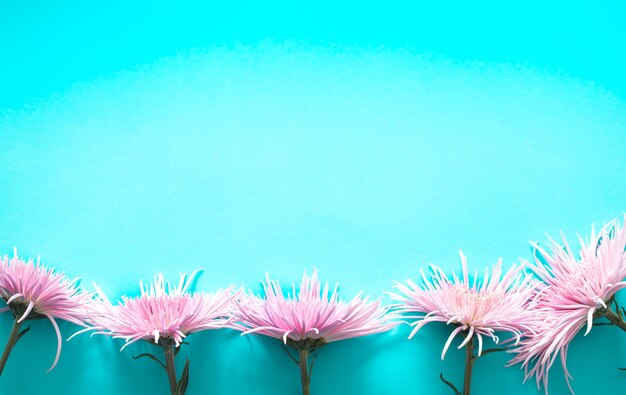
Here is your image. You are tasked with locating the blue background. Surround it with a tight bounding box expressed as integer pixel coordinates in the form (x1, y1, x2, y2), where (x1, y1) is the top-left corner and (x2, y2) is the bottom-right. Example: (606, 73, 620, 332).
(1, 1, 626, 394)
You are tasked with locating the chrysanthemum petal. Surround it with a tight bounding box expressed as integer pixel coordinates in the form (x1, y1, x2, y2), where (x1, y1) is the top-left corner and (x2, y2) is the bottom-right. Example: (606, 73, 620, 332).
(82, 271, 236, 349)
(233, 270, 396, 344)
(509, 216, 626, 393)
(391, 251, 548, 362)
(1, 250, 89, 372)
(45, 314, 62, 372)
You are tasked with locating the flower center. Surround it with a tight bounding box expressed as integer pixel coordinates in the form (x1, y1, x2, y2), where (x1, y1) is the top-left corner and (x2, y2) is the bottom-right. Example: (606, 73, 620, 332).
(451, 287, 502, 324)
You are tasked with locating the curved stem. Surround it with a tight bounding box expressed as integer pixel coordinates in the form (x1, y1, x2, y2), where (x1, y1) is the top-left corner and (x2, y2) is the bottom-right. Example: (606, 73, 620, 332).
(0, 319, 23, 376)
(462, 338, 475, 395)
(298, 348, 310, 395)
(162, 341, 178, 395)
(439, 373, 461, 395)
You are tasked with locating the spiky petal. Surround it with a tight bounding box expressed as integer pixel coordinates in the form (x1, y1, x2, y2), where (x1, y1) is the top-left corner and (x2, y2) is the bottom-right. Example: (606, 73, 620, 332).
(0, 249, 89, 371)
(508, 217, 626, 393)
(391, 251, 546, 359)
(83, 271, 236, 349)
(233, 270, 396, 344)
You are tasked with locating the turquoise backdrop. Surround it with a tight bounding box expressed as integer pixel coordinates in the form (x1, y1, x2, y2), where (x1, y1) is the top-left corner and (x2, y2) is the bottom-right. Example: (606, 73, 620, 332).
(1, 1, 626, 394)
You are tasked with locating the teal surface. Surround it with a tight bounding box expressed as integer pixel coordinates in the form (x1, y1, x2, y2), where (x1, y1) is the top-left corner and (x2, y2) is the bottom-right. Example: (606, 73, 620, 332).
(1, 2, 626, 394)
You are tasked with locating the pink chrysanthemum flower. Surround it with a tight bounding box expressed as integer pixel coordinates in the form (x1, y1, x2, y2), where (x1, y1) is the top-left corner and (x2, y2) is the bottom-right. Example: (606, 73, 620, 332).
(234, 270, 396, 395)
(0, 249, 88, 375)
(81, 271, 237, 395)
(391, 251, 546, 395)
(86, 271, 235, 348)
(509, 217, 626, 393)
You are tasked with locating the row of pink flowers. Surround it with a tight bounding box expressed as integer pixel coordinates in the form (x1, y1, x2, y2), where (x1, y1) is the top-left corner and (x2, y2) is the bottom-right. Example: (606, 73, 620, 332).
(1, 216, 625, 395)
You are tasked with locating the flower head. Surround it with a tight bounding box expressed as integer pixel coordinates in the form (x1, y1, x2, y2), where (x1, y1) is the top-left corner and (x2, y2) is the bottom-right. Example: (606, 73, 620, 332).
(0, 248, 89, 371)
(234, 270, 395, 348)
(508, 217, 626, 392)
(391, 251, 545, 359)
(85, 271, 236, 350)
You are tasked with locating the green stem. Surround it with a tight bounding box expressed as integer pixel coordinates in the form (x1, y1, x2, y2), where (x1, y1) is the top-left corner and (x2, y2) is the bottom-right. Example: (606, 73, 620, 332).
(462, 339, 475, 395)
(601, 308, 626, 332)
(0, 319, 23, 377)
(162, 341, 178, 395)
(298, 348, 310, 395)
(439, 334, 504, 395)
